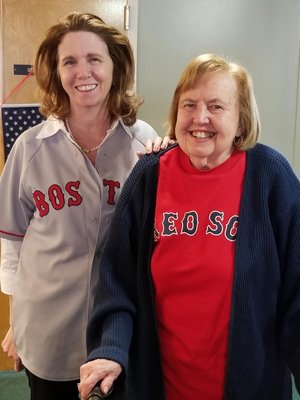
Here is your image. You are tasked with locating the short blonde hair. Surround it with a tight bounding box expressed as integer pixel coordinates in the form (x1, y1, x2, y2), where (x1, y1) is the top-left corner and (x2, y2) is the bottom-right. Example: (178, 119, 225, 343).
(167, 53, 261, 150)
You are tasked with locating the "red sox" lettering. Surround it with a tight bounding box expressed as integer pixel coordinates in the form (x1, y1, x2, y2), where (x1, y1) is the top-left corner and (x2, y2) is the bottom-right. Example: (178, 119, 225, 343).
(154, 210, 239, 242)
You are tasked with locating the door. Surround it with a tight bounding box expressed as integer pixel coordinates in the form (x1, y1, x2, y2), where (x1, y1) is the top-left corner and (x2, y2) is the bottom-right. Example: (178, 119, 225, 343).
(0, 0, 137, 370)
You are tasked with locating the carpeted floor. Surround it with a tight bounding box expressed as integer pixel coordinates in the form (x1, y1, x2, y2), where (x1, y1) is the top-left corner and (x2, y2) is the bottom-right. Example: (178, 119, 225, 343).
(0, 370, 30, 400)
(0, 369, 300, 399)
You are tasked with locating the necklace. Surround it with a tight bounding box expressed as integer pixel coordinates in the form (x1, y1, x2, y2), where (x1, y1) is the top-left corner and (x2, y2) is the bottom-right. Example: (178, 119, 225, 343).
(65, 118, 102, 154)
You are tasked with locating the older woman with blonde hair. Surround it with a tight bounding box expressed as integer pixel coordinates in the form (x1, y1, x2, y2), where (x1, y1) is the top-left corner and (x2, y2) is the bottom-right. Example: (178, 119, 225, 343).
(80, 53, 300, 400)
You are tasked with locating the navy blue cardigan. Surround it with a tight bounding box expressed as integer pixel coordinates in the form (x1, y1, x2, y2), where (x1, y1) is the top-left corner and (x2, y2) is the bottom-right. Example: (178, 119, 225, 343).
(87, 143, 300, 399)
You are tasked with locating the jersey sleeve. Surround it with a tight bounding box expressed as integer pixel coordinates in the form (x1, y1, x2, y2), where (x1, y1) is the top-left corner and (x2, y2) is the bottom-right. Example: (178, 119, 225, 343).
(130, 119, 158, 145)
(0, 138, 34, 240)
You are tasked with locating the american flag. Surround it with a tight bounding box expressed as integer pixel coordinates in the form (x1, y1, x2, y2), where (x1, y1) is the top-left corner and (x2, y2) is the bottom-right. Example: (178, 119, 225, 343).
(1, 104, 44, 160)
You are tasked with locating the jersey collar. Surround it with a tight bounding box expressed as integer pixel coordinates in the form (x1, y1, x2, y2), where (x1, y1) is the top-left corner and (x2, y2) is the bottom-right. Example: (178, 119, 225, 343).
(35, 117, 133, 140)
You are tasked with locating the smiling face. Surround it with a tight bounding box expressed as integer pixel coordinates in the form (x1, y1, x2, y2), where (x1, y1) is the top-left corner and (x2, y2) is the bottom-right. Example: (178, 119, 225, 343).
(57, 31, 114, 113)
(175, 72, 242, 170)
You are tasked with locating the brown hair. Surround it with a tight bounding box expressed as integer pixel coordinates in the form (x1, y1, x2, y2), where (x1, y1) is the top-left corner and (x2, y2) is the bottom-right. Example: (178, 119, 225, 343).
(167, 53, 261, 150)
(34, 12, 141, 125)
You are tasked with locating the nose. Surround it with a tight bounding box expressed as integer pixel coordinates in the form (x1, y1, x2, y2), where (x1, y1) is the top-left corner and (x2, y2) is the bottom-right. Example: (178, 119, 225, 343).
(193, 106, 209, 124)
(76, 61, 92, 79)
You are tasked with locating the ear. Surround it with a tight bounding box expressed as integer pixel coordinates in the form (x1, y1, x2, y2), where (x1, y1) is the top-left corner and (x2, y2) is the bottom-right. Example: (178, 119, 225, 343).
(236, 127, 242, 137)
(236, 120, 243, 137)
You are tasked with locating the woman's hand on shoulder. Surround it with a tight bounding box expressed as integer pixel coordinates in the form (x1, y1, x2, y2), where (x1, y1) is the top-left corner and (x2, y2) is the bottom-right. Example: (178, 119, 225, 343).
(137, 136, 176, 157)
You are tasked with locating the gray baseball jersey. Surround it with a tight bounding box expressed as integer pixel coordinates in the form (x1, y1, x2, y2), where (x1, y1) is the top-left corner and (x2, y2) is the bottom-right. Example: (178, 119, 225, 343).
(0, 117, 157, 380)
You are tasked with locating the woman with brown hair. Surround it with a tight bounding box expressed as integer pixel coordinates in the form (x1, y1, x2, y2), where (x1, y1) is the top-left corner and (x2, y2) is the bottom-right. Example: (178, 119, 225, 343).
(0, 11, 168, 400)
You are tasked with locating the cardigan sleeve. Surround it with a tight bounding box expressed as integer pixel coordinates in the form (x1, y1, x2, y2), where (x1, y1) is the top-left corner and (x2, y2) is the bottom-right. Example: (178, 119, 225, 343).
(228, 144, 300, 396)
(261, 147, 300, 391)
(86, 188, 137, 371)
(280, 205, 300, 393)
(86, 152, 159, 371)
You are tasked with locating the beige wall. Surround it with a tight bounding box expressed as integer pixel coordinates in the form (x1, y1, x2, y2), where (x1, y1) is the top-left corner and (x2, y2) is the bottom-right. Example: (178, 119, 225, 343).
(137, 0, 300, 177)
